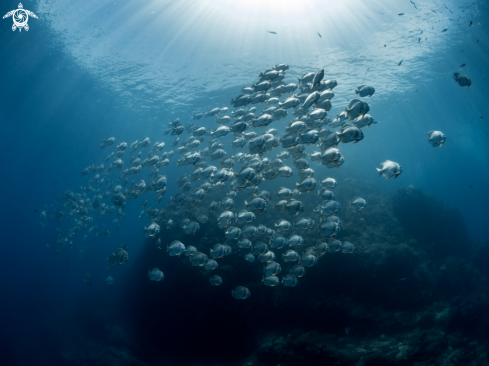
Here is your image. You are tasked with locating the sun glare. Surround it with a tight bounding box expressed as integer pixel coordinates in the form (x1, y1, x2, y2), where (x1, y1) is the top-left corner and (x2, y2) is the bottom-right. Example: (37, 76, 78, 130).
(206, 0, 344, 22)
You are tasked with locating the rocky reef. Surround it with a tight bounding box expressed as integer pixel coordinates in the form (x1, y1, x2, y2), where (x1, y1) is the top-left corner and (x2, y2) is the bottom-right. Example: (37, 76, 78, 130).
(58, 186, 489, 366)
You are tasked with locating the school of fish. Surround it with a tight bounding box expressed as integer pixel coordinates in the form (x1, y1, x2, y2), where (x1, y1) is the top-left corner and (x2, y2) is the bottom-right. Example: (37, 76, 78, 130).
(40, 64, 453, 298)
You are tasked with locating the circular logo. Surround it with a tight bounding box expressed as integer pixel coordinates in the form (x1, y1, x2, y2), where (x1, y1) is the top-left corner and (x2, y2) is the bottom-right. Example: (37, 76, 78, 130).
(13, 9, 28, 28)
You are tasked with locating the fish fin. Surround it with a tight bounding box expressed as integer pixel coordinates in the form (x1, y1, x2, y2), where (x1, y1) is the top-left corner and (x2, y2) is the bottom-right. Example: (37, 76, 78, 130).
(376, 168, 382, 176)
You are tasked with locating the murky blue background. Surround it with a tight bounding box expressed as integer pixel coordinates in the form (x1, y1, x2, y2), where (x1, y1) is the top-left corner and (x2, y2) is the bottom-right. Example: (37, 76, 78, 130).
(0, 0, 488, 364)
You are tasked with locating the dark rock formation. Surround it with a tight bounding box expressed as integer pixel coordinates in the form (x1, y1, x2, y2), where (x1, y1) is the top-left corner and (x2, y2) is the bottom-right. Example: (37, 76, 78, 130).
(68, 186, 488, 365)
(393, 186, 472, 257)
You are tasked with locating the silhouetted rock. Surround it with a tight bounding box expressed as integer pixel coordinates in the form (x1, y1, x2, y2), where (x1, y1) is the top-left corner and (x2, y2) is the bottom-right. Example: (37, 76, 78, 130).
(80, 185, 489, 366)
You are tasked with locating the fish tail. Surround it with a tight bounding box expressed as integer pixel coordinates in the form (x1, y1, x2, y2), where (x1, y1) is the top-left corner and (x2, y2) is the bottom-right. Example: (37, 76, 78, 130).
(376, 168, 382, 176)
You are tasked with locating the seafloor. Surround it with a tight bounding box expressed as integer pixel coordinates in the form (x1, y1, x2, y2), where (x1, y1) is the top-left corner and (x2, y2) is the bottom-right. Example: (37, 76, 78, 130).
(39, 186, 489, 366)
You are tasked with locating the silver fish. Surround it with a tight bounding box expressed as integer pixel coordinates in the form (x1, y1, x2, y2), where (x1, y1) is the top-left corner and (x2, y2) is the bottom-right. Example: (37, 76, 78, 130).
(351, 196, 367, 210)
(376, 160, 402, 179)
(148, 268, 164, 281)
(282, 274, 298, 287)
(232, 286, 250, 299)
(262, 275, 280, 286)
(209, 275, 223, 286)
(283, 249, 300, 262)
(426, 130, 446, 147)
(355, 85, 375, 97)
(167, 240, 185, 256)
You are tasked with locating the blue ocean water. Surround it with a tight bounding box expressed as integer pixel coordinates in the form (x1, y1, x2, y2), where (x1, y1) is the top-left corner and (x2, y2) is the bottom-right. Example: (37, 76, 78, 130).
(1, 0, 488, 365)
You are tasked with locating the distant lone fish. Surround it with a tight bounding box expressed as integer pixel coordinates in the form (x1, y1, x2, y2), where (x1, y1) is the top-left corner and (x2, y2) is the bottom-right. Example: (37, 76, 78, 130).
(398, 60, 403, 66)
(317, 32, 321, 37)
(376, 160, 402, 179)
(442, 29, 448, 32)
(267, 31, 277, 34)
(426, 130, 447, 147)
(398, 13, 405, 16)
(453, 72, 472, 87)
